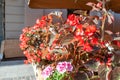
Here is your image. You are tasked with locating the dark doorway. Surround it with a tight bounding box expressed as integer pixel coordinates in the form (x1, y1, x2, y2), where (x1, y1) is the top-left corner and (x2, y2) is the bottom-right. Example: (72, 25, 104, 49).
(0, 0, 5, 44)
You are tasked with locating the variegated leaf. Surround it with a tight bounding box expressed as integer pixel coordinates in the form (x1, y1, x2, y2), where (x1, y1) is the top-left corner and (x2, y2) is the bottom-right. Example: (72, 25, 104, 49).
(84, 60, 100, 71)
(98, 64, 112, 80)
(114, 37, 120, 40)
(111, 67, 120, 80)
(60, 34, 74, 45)
(73, 10, 87, 15)
(73, 72, 89, 80)
(86, 2, 95, 7)
(107, 12, 114, 24)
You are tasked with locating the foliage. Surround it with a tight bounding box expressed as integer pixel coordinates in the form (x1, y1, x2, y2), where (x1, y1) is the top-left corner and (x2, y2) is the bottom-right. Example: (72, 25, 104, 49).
(20, 0, 120, 80)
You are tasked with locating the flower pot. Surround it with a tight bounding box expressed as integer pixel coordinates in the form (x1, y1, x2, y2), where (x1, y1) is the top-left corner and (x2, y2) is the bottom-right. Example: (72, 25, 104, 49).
(32, 63, 44, 80)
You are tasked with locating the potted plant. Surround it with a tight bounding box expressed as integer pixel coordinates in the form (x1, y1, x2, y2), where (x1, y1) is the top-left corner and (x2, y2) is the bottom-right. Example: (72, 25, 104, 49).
(20, 0, 120, 80)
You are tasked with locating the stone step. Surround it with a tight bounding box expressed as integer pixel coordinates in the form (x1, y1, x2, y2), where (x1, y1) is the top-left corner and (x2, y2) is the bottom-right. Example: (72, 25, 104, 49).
(0, 60, 36, 80)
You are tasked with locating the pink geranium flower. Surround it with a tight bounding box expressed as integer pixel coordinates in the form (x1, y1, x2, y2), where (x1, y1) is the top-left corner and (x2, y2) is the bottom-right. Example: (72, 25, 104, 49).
(41, 66, 53, 80)
(56, 61, 73, 74)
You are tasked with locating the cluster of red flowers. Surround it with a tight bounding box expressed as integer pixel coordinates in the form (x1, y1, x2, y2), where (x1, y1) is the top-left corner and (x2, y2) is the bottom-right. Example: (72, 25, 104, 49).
(66, 14, 102, 52)
(19, 12, 114, 67)
(20, 16, 48, 64)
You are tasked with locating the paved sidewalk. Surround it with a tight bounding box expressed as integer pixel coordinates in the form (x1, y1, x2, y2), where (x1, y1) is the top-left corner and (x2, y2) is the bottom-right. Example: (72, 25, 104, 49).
(0, 60, 36, 80)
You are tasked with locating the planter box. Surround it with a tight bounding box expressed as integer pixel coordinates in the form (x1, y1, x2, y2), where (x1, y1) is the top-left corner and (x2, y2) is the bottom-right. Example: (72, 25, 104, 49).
(2, 39, 24, 58)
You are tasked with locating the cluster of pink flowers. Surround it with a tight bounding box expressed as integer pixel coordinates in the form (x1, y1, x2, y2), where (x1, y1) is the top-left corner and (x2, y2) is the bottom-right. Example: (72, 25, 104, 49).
(56, 61, 73, 74)
(41, 66, 53, 79)
(42, 61, 73, 80)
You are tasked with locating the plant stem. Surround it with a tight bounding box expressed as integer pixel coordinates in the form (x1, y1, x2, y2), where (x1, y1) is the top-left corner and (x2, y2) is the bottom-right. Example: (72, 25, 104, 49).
(101, 14, 106, 41)
(101, 0, 106, 41)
